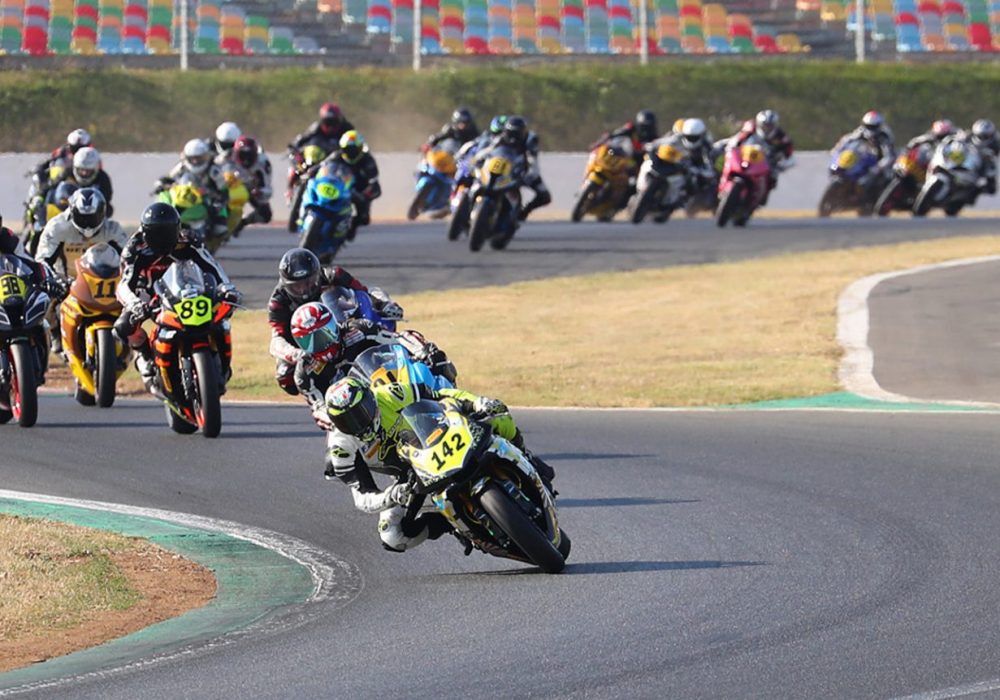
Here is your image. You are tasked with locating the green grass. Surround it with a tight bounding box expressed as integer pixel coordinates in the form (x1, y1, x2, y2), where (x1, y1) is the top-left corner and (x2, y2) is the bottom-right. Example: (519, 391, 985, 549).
(1, 62, 997, 152)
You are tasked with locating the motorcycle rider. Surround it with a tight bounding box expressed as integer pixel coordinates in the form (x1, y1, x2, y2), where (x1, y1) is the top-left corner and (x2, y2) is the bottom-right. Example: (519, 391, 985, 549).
(30, 128, 93, 192)
(33, 147, 114, 222)
(592, 110, 659, 154)
(477, 116, 552, 221)
(723, 110, 795, 204)
(322, 375, 556, 553)
(34, 188, 128, 354)
(971, 118, 1000, 158)
(426, 107, 479, 150)
(966, 120, 998, 201)
(155, 139, 230, 241)
(676, 118, 717, 194)
(287, 103, 356, 200)
(905, 119, 956, 152)
(832, 110, 897, 195)
(114, 202, 240, 394)
(212, 121, 242, 158)
(304, 130, 381, 232)
(268, 247, 402, 398)
(217, 135, 274, 237)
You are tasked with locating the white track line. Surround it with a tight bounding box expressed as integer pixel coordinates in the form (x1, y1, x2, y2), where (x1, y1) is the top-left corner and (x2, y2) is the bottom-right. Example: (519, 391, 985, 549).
(837, 254, 1000, 410)
(891, 678, 1000, 700)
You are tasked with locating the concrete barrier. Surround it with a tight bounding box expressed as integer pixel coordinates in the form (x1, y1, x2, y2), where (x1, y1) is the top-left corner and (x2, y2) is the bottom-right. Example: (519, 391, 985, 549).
(4, 151, 998, 226)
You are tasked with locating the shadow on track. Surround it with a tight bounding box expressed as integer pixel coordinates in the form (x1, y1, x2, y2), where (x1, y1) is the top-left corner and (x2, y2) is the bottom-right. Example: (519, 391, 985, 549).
(566, 560, 767, 574)
(557, 497, 699, 508)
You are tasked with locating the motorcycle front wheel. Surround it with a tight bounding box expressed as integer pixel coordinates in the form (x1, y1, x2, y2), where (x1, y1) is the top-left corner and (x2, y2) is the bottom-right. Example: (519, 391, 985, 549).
(407, 184, 431, 221)
(480, 483, 565, 574)
(10, 343, 37, 428)
(875, 178, 902, 217)
(716, 181, 744, 228)
(192, 349, 221, 438)
(631, 181, 662, 225)
(818, 181, 840, 218)
(95, 327, 117, 408)
(913, 179, 943, 217)
(571, 181, 599, 223)
(448, 193, 470, 241)
(469, 198, 493, 252)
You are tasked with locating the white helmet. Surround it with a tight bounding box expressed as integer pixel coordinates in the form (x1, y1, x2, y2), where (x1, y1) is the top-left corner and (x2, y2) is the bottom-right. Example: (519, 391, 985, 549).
(66, 128, 92, 151)
(68, 187, 107, 238)
(72, 147, 101, 186)
(680, 118, 707, 148)
(214, 121, 241, 153)
(755, 109, 779, 139)
(182, 138, 212, 175)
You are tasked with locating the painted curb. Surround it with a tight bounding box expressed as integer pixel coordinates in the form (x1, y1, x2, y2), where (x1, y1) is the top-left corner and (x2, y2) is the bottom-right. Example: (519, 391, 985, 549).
(0, 490, 361, 696)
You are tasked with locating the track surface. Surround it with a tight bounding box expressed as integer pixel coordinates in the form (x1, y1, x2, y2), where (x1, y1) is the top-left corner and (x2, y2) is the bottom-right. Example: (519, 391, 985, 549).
(4, 217, 1000, 698)
(217, 217, 1000, 307)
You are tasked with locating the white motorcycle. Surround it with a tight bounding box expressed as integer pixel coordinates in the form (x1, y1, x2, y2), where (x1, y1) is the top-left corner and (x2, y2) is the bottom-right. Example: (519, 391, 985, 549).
(630, 142, 690, 224)
(913, 137, 983, 217)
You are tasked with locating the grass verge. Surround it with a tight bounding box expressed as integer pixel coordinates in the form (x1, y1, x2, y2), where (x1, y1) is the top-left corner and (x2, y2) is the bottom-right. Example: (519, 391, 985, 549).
(218, 235, 1000, 407)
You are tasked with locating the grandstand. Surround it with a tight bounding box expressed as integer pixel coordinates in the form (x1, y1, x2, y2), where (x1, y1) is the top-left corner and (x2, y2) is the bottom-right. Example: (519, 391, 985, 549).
(1, 0, 995, 56)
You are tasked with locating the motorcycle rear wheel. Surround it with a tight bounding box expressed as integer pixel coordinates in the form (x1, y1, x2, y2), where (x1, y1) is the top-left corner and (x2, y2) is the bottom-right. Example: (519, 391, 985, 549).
(716, 181, 744, 228)
(480, 483, 565, 574)
(469, 198, 493, 253)
(10, 343, 37, 428)
(95, 328, 117, 408)
(571, 182, 599, 223)
(193, 350, 221, 438)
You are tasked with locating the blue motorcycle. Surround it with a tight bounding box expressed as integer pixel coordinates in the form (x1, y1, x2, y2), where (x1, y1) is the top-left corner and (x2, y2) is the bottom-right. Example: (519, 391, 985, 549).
(818, 138, 882, 217)
(407, 139, 460, 221)
(297, 162, 355, 264)
(321, 286, 398, 333)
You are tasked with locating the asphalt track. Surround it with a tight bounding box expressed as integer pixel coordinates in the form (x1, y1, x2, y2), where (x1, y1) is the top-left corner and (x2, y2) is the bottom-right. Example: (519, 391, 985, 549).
(4, 217, 1000, 699)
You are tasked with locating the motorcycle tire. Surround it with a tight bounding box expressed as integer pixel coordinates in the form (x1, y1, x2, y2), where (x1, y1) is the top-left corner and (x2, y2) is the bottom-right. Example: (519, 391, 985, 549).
(407, 186, 431, 221)
(913, 179, 943, 217)
(95, 327, 117, 408)
(193, 349, 221, 438)
(448, 195, 471, 241)
(74, 384, 96, 407)
(571, 182, 599, 223)
(818, 183, 839, 218)
(480, 482, 565, 574)
(10, 343, 37, 428)
(165, 404, 198, 435)
(875, 179, 902, 217)
(557, 528, 571, 559)
(631, 183, 661, 225)
(944, 202, 964, 217)
(299, 215, 324, 256)
(0, 407, 11, 424)
(287, 183, 306, 233)
(716, 181, 744, 228)
(469, 199, 493, 253)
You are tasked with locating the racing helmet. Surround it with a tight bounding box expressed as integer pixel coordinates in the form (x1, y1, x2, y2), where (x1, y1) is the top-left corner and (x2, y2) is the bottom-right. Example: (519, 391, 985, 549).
(140, 202, 181, 255)
(339, 130, 366, 164)
(972, 119, 996, 147)
(66, 128, 92, 153)
(68, 187, 107, 238)
(278, 247, 322, 303)
(489, 115, 508, 135)
(182, 139, 212, 175)
(451, 107, 474, 130)
(861, 110, 884, 138)
(755, 110, 779, 139)
(52, 181, 79, 210)
(932, 119, 956, 138)
(290, 302, 341, 361)
(319, 103, 343, 134)
(680, 118, 707, 148)
(72, 147, 101, 186)
(635, 110, 658, 143)
(215, 122, 242, 153)
(672, 118, 686, 135)
(233, 135, 259, 169)
(325, 376, 381, 440)
(501, 116, 528, 147)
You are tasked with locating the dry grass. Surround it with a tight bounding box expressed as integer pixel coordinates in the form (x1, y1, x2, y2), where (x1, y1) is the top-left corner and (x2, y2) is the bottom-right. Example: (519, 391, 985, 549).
(0, 515, 143, 641)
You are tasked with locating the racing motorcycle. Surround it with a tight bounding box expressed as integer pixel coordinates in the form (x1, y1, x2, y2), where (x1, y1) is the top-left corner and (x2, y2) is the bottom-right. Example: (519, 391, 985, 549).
(912, 137, 982, 217)
(468, 146, 522, 252)
(571, 141, 631, 223)
(148, 260, 239, 438)
(0, 254, 51, 427)
(349, 344, 566, 572)
(158, 182, 210, 247)
(321, 286, 399, 332)
(222, 168, 251, 237)
(447, 142, 481, 241)
(298, 161, 356, 264)
(409, 139, 460, 221)
(59, 243, 129, 408)
(631, 142, 689, 224)
(715, 142, 772, 228)
(23, 180, 77, 256)
(875, 143, 932, 217)
(818, 138, 881, 217)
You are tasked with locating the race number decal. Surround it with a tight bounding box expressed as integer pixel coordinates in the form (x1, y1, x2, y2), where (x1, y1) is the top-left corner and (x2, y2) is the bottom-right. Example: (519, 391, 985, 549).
(176, 295, 212, 326)
(428, 430, 469, 473)
(0, 274, 26, 301)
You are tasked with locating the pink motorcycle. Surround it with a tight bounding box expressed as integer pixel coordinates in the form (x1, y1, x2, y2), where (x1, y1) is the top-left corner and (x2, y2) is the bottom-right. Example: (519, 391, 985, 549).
(715, 143, 772, 227)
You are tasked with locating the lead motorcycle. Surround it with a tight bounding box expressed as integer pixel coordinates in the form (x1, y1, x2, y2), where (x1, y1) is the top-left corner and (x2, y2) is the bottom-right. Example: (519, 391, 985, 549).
(571, 141, 631, 223)
(0, 255, 51, 427)
(148, 261, 239, 438)
(913, 137, 982, 217)
(350, 344, 567, 572)
(715, 142, 772, 227)
(467, 146, 522, 252)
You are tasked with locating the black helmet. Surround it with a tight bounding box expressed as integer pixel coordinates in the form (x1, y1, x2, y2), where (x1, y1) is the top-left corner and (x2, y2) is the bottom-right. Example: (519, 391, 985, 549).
(278, 247, 322, 303)
(68, 187, 107, 238)
(140, 202, 180, 255)
(501, 116, 528, 147)
(635, 110, 658, 143)
(451, 107, 473, 129)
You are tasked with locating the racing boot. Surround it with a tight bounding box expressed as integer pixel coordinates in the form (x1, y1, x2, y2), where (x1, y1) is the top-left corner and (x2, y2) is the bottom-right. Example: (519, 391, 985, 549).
(133, 345, 164, 400)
